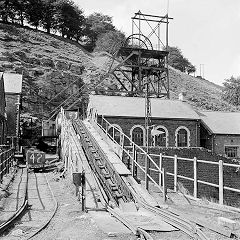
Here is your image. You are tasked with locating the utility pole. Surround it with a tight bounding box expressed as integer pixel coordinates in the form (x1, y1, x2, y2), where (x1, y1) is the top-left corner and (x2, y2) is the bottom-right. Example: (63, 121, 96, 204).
(144, 75, 151, 190)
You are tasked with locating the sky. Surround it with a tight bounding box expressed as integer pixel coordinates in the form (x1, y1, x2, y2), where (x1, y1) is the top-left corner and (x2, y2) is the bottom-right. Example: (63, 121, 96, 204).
(74, 0, 240, 86)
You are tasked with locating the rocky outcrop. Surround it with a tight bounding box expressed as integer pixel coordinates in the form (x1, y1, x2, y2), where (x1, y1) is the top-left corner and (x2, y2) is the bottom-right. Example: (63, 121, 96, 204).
(0, 22, 237, 120)
(0, 23, 109, 118)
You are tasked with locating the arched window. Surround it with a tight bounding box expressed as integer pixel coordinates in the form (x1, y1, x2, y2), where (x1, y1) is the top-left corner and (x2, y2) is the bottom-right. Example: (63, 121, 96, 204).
(175, 126, 190, 147)
(108, 124, 122, 144)
(130, 125, 145, 146)
(154, 126, 168, 147)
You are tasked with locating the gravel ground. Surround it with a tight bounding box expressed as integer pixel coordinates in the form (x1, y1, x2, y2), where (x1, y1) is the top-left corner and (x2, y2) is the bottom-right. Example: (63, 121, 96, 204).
(33, 172, 137, 240)
(0, 167, 26, 226)
(3, 163, 239, 240)
(148, 183, 240, 239)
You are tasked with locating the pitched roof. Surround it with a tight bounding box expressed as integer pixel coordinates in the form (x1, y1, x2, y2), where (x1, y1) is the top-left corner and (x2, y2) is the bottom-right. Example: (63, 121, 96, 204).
(88, 95, 200, 120)
(3, 73, 23, 94)
(200, 111, 240, 134)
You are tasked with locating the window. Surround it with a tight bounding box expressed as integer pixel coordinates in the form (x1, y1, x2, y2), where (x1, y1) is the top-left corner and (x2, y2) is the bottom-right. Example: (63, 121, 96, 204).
(154, 126, 168, 147)
(176, 126, 190, 147)
(131, 126, 145, 146)
(225, 146, 239, 158)
(108, 125, 122, 144)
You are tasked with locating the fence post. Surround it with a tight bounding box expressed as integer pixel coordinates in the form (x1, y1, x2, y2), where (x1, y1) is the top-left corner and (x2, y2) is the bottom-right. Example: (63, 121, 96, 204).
(159, 153, 162, 186)
(131, 144, 136, 177)
(193, 157, 197, 198)
(7, 152, 9, 174)
(81, 171, 86, 212)
(127, 150, 131, 169)
(0, 153, 3, 182)
(174, 155, 177, 192)
(145, 153, 150, 190)
(3, 151, 6, 175)
(162, 168, 167, 202)
(105, 122, 108, 134)
(219, 160, 224, 205)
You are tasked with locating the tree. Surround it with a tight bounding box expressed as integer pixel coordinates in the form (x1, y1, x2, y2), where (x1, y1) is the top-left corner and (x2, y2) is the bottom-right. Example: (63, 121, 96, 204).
(94, 30, 125, 54)
(25, 0, 44, 29)
(222, 76, 240, 106)
(11, 0, 27, 26)
(0, 0, 15, 23)
(85, 13, 115, 47)
(166, 46, 196, 74)
(56, 0, 85, 40)
(41, 0, 58, 33)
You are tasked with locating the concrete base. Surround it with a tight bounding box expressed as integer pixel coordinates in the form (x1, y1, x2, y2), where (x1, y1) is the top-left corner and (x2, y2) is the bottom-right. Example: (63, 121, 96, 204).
(218, 217, 240, 230)
(89, 211, 132, 234)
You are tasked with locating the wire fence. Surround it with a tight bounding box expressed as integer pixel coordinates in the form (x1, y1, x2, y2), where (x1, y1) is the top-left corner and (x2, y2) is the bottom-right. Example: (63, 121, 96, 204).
(0, 147, 15, 182)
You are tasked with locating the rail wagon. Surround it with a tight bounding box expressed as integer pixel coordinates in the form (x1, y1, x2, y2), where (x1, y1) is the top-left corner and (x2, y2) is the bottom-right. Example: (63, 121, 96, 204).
(26, 149, 46, 170)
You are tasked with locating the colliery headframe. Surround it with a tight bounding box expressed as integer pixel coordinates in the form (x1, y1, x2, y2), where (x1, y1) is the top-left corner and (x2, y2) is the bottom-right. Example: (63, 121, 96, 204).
(102, 10, 173, 98)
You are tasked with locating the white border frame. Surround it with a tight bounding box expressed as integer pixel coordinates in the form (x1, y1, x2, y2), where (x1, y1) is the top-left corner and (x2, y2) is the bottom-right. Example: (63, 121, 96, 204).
(153, 125, 169, 147)
(175, 126, 190, 147)
(130, 125, 145, 146)
(224, 145, 240, 158)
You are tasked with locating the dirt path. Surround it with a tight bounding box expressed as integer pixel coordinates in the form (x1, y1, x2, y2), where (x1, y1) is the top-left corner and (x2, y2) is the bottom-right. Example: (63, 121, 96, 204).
(33, 172, 136, 240)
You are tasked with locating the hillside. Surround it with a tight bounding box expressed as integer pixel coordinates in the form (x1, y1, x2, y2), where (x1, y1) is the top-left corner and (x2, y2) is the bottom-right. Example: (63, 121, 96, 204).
(168, 67, 237, 111)
(0, 23, 238, 120)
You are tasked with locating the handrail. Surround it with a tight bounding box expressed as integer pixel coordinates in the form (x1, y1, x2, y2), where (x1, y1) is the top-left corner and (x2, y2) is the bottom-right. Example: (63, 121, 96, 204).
(0, 148, 15, 182)
(60, 109, 85, 176)
(89, 114, 166, 196)
(88, 111, 240, 206)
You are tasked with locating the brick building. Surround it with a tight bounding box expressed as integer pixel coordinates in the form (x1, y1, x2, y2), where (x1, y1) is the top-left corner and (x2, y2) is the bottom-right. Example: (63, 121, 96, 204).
(0, 72, 7, 144)
(87, 95, 201, 148)
(87, 95, 240, 159)
(3, 73, 23, 146)
(199, 111, 240, 158)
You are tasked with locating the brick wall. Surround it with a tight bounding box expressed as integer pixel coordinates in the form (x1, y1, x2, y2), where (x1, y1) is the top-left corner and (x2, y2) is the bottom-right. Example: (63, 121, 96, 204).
(0, 77, 5, 117)
(214, 135, 240, 157)
(6, 94, 20, 136)
(200, 123, 213, 150)
(124, 146, 240, 207)
(200, 124, 240, 158)
(0, 76, 6, 144)
(103, 116, 200, 147)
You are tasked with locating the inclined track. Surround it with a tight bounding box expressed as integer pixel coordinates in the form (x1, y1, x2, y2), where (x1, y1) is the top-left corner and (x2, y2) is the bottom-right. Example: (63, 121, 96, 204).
(71, 119, 210, 240)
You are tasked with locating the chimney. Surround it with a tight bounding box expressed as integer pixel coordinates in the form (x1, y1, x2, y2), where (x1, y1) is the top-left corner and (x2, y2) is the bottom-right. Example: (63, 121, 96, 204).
(178, 92, 186, 101)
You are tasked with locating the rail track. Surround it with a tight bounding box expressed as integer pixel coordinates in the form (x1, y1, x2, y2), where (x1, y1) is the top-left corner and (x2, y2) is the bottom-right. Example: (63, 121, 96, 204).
(69, 121, 154, 239)
(71, 119, 210, 240)
(0, 169, 58, 239)
(0, 167, 28, 234)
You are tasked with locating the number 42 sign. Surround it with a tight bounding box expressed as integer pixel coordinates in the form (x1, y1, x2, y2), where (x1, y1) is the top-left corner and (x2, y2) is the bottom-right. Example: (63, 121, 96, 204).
(27, 150, 46, 165)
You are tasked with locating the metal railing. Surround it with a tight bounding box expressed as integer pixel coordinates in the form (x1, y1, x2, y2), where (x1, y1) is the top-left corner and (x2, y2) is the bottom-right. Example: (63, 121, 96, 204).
(89, 113, 167, 201)
(147, 152, 240, 205)
(88, 111, 240, 205)
(0, 148, 15, 182)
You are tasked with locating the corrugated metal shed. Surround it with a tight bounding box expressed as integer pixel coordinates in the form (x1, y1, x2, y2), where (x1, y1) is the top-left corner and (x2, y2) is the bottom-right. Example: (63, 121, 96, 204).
(3, 73, 23, 94)
(88, 95, 200, 120)
(200, 111, 240, 134)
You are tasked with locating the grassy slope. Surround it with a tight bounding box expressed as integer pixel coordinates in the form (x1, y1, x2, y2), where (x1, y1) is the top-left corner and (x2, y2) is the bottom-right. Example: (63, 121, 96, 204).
(168, 67, 238, 111)
(0, 23, 238, 118)
(0, 23, 108, 118)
